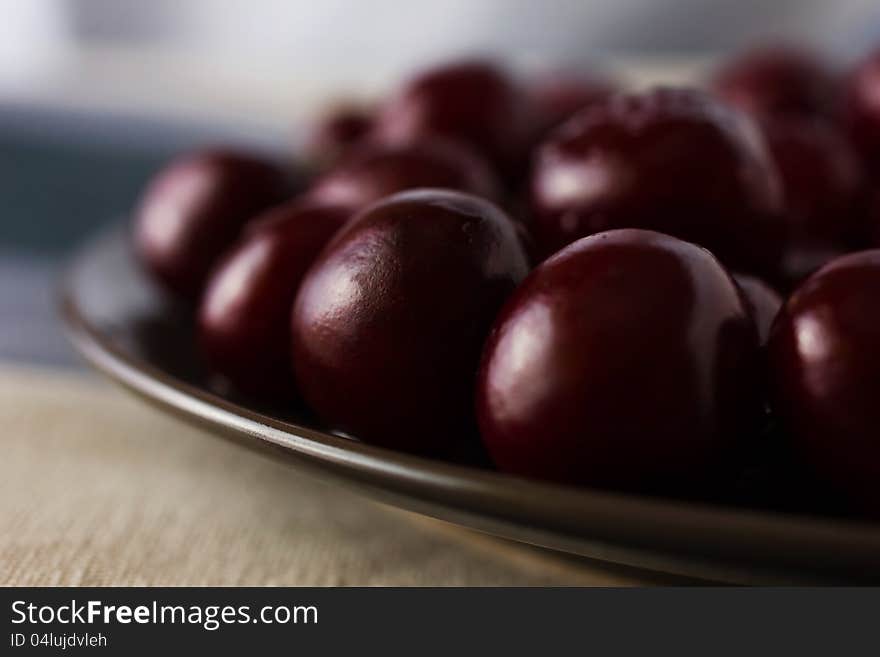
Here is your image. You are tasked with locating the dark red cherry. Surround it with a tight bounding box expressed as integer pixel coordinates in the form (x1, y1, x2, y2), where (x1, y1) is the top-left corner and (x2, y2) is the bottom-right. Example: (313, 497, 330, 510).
(868, 190, 880, 246)
(371, 60, 528, 176)
(511, 219, 537, 267)
(306, 139, 499, 211)
(526, 71, 618, 140)
(768, 250, 880, 511)
(199, 201, 350, 399)
(306, 104, 374, 167)
(843, 49, 880, 169)
(477, 229, 762, 491)
(712, 44, 838, 119)
(530, 88, 784, 274)
(734, 273, 782, 345)
(291, 189, 529, 453)
(777, 241, 847, 293)
(761, 117, 863, 248)
(134, 149, 292, 300)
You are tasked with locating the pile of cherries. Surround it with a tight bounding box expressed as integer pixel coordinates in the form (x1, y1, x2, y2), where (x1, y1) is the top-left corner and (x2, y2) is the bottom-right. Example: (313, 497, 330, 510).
(134, 45, 880, 516)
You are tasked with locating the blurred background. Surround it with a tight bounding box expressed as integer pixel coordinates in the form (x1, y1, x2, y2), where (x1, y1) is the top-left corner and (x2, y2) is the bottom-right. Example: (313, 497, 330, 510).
(2, 0, 880, 366)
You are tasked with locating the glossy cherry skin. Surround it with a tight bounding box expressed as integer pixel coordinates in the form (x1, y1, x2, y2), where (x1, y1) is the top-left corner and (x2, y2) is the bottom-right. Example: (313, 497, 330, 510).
(199, 201, 350, 399)
(291, 190, 529, 454)
(306, 105, 374, 167)
(306, 139, 499, 212)
(733, 274, 782, 345)
(768, 250, 880, 511)
(712, 45, 838, 119)
(843, 49, 880, 169)
(372, 60, 528, 176)
(135, 149, 292, 300)
(530, 88, 784, 274)
(761, 117, 864, 248)
(477, 229, 762, 492)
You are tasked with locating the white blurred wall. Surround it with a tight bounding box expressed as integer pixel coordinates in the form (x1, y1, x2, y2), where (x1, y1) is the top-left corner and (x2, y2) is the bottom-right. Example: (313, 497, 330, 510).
(9, 1, 880, 75)
(0, 0, 70, 81)
(3, 0, 880, 127)
(61, 0, 879, 52)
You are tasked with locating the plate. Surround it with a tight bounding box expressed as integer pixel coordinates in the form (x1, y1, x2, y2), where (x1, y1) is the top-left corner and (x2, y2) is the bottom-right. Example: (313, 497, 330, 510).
(60, 225, 880, 584)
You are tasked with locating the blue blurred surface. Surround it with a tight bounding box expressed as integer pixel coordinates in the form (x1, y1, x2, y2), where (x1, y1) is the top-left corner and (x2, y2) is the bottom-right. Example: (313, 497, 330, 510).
(0, 127, 149, 365)
(0, 135, 163, 255)
(0, 105, 281, 366)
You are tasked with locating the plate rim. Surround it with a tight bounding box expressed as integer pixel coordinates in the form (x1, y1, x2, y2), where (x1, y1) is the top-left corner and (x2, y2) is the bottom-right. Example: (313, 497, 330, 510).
(59, 226, 880, 584)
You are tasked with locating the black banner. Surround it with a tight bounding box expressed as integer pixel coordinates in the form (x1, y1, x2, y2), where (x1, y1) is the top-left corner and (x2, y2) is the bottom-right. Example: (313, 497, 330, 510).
(1, 588, 877, 654)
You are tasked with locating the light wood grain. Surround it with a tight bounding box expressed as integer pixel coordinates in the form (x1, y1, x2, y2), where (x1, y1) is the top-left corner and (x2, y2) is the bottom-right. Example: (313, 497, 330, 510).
(0, 365, 650, 586)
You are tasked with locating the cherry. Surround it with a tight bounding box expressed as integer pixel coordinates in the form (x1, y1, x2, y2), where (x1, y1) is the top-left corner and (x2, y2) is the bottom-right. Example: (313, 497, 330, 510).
(477, 229, 762, 492)
(530, 87, 784, 275)
(526, 71, 618, 141)
(734, 273, 782, 345)
(768, 250, 880, 512)
(371, 60, 528, 177)
(777, 241, 847, 293)
(868, 190, 880, 246)
(307, 139, 499, 212)
(843, 49, 880, 169)
(712, 44, 838, 119)
(199, 201, 350, 398)
(291, 189, 529, 453)
(761, 117, 864, 249)
(134, 149, 292, 301)
(305, 104, 374, 167)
